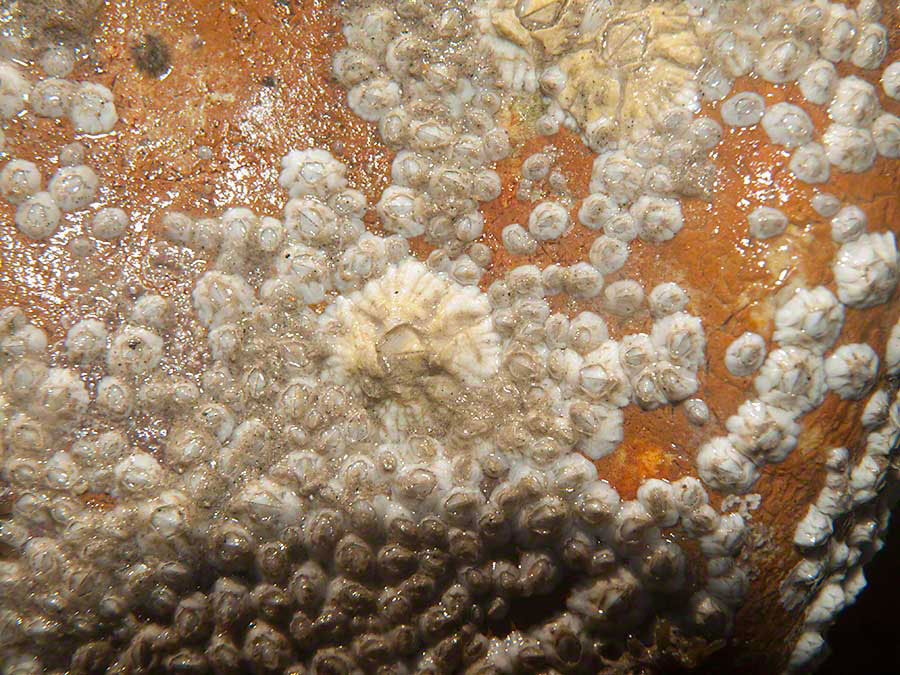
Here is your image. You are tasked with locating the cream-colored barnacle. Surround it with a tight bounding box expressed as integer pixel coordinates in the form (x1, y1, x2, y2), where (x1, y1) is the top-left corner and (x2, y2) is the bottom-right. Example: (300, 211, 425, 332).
(754, 347, 826, 415)
(773, 287, 845, 354)
(320, 261, 500, 400)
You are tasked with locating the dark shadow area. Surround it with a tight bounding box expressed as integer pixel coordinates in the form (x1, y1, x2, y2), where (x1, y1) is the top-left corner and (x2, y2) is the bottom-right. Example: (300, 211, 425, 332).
(819, 511, 900, 674)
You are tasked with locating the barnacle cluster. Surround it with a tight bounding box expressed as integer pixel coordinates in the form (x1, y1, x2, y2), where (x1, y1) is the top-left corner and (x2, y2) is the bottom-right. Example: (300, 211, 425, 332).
(0, 0, 900, 673)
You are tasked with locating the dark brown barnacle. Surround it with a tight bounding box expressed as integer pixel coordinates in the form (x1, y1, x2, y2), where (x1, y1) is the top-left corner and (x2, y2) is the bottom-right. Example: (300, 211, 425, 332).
(242, 621, 294, 673)
(332, 578, 376, 614)
(284, 665, 307, 675)
(418, 515, 449, 547)
(334, 534, 375, 580)
(463, 630, 489, 665)
(377, 543, 418, 583)
(353, 633, 393, 668)
(280, 525, 307, 559)
(251, 583, 293, 624)
(289, 561, 327, 612)
(309, 648, 359, 675)
(521, 497, 568, 541)
(348, 499, 380, 540)
(256, 541, 292, 584)
(492, 561, 521, 597)
(419, 547, 451, 578)
(458, 565, 491, 597)
(289, 610, 316, 649)
(378, 588, 413, 626)
(163, 649, 209, 674)
(210, 577, 250, 630)
(156, 561, 195, 592)
(432, 631, 466, 670)
(448, 528, 483, 564)
(173, 592, 212, 643)
(387, 515, 419, 547)
(70, 640, 114, 675)
(306, 509, 345, 561)
(515, 638, 547, 672)
(313, 606, 350, 645)
(211, 521, 256, 572)
(485, 596, 509, 622)
(476, 508, 511, 546)
(400, 572, 438, 609)
(520, 553, 560, 596)
(205, 634, 242, 675)
(420, 605, 458, 644)
(122, 624, 173, 674)
(390, 624, 420, 656)
(144, 584, 180, 620)
(561, 535, 593, 571)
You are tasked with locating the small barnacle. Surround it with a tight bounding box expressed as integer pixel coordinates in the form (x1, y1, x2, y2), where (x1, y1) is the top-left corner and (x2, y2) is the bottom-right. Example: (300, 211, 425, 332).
(793, 505, 833, 549)
(720, 92, 765, 127)
(696, 437, 760, 494)
(69, 83, 118, 134)
(564, 262, 604, 299)
(726, 399, 800, 465)
(756, 38, 811, 83)
(883, 61, 900, 99)
(761, 103, 814, 148)
(851, 22, 888, 70)
(799, 59, 838, 105)
(789, 143, 830, 184)
(193, 270, 256, 328)
(0, 63, 31, 118)
(1, 160, 42, 205)
(14, 191, 62, 241)
(724, 332, 767, 377)
(824, 343, 879, 400)
(830, 205, 867, 243)
(651, 311, 705, 371)
(833, 232, 899, 308)
(828, 76, 879, 128)
(528, 200, 570, 241)
(603, 280, 644, 317)
(822, 124, 877, 173)
(630, 195, 683, 242)
(754, 346, 826, 414)
(578, 193, 618, 230)
(636, 479, 678, 528)
(747, 206, 788, 239)
(868, 110, 900, 161)
(29, 77, 74, 118)
(588, 234, 629, 274)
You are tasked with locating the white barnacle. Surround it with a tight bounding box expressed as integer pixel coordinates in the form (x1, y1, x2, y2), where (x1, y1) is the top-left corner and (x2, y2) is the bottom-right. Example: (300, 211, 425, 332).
(0, 63, 30, 118)
(578, 193, 619, 230)
(724, 332, 766, 377)
(590, 151, 645, 205)
(603, 280, 644, 317)
(882, 61, 900, 99)
(630, 196, 684, 243)
(588, 235, 629, 274)
(47, 165, 98, 212)
(830, 205, 867, 243)
(347, 78, 400, 122)
(822, 124, 876, 173)
(1, 160, 42, 205)
(756, 38, 811, 84)
(648, 282, 688, 318)
(789, 143, 830, 184)
(14, 192, 61, 240)
(64, 319, 108, 363)
(828, 76, 879, 128)
(321, 261, 500, 395)
(278, 148, 347, 199)
(29, 77, 74, 118)
(754, 347, 826, 414)
(726, 399, 800, 465)
(851, 22, 888, 70)
(696, 437, 760, 494)
(106, 326, 164, 378)
(650, 311, 705, 371)
(747, 206, 788, 239)
(872, 113, 900, 159)
(793, 505, 833, 549)
(193, 271, 256, 328)
(811, 192, 841, 218)
(761, 103, 814, 148)
(114, 452, 164, 496)
(572, 402, 624, 460)
(579, 341, 632, 408)
(69, 82, 118, 134)
(564, 263, 604, 299)
(528, 201, 570, 241)
(375, 186, 425, 238)
(773, 286, 845, 353)
(798, 59, 838, 105)
(833, 232, 899, 308)
(887, 319, 900, 376)
(824, 343, 879, 400)
(819, 5, 858, 62)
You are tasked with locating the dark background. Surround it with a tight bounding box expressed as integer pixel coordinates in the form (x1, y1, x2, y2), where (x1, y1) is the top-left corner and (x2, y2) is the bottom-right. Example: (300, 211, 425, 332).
(819, 515, 900, 674)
